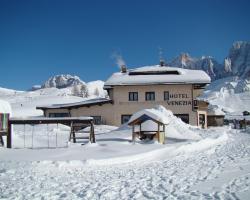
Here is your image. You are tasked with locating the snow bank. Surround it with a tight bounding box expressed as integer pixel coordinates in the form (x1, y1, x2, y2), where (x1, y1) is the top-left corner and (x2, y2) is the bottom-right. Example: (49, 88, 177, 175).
(85, 133, 228, 166)
(176, 132, 228, 154)
(0, 99, 12, 115)
(155, 106, 201, 140)
(129, 105, 201, 140)
(128, 107, 170, 125)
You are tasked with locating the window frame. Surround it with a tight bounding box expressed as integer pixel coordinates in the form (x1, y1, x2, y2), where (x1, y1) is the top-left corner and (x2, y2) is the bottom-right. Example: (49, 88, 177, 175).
(121, 115, 132, 124)
(49, 113, 70, 118)
(145, 92, 155, 101)
(91, 116, 102, 125)
(164, 91, 169, 101)
(128, 92, 138, 101)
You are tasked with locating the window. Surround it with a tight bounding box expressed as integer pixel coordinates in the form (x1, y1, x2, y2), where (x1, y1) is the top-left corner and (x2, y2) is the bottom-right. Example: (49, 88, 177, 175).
(175, 114, 189, 124)
(92, 116, 102, 125)
(164, 91, 169, 101)
(129, 92, 138, 101)
(121, 115, 132, 124)
(145, 92, 155, 101)
(49, 113, 69, 118)
(129, 70, 180, 75)
(193, 100, 198, 110)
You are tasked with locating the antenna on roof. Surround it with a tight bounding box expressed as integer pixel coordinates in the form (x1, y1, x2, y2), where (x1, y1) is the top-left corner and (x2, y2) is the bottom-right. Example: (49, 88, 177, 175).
(159, 47, 166, 67)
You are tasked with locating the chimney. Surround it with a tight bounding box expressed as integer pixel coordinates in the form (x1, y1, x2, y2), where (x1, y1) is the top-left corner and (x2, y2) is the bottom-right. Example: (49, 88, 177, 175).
(121, 65, 127, 73)
(160, 59, 165, 67)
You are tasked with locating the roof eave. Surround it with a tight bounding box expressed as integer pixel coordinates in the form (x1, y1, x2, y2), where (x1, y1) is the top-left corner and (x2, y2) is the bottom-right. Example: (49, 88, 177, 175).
(36, 100, 113, 110)
(104, 81, 210, 87)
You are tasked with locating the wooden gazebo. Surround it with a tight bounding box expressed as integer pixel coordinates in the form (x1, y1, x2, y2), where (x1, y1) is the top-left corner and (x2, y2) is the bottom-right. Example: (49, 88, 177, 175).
(128, 109, 169, 144)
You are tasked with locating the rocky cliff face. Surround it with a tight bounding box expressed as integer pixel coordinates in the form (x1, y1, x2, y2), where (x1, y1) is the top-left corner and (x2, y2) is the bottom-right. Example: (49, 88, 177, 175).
(42, 74, 85, 89)
(169, 53, 223, 81)
(169, 41, 250, 81)
(228, 41, 250, 78)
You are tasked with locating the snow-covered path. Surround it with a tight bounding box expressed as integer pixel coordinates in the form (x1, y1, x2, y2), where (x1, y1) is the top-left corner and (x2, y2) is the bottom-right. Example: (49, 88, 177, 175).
(1, 130, 250, 199)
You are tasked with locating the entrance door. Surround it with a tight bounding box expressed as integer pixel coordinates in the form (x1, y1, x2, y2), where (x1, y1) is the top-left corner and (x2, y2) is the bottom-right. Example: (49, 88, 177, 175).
(199, 114, 206, 128)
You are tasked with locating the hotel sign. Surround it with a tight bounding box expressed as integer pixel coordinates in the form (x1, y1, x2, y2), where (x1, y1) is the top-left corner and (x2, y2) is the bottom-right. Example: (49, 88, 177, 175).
(165, 92, 192, 106)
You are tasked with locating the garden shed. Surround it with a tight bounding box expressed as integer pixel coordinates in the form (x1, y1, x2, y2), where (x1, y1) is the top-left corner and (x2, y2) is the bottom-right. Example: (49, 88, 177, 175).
(0, 99, 12, 146)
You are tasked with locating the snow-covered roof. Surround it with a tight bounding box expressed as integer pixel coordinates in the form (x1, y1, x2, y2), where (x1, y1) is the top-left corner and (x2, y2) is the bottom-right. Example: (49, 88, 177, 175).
(10, 116, 93, 121)
(128, 107, 170, 125)
(225, 115, 250, 121)
(104, 65, 211, 87)
(37, 98, 112, 109)
(0, 99, 12, 115)
(207, 105, 225, 116)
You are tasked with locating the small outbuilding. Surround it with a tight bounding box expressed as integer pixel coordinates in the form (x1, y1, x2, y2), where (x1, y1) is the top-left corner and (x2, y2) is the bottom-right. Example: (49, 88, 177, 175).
(207, 105, 225, 127)
(128, 108, 169, 144)
(0, 99, 12, 146)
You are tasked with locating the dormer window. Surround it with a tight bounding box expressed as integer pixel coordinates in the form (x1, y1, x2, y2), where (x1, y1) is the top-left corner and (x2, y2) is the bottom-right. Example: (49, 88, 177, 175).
(129, 70, 180, 75)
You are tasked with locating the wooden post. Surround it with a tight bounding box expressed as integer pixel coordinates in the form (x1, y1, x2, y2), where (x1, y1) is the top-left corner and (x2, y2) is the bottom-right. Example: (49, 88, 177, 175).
(0, 134, 4, 146)
(163, 124, 166, 144)
(132, 125, 135, 144)
(69, 123, 72, 141)
(7, 121, 11, 148)
(157, 123, 160, 143)
(73, 131, 76, 143)
(139, 124, 142, 139)
(90, 121, 95, 143)
(69, 121, 76, 143)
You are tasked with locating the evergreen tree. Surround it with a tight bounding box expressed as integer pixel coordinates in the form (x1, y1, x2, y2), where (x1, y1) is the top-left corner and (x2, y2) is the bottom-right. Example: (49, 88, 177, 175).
(94, 88, 100, 97)
(72, 84, 82, 96)
(80, 84, 88, 98)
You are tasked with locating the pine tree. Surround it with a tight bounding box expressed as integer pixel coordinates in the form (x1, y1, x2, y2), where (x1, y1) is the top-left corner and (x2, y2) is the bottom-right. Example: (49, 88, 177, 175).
(94, 88, 100, 97)
(72, 84, 80, 96)
(80, 84, 88, 98)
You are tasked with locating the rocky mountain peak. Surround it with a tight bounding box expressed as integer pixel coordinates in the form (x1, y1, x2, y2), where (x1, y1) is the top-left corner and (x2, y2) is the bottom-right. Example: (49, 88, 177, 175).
(168, 41, 250, 81)
(42, 74, 86, 89)
(228, 41, 250, 78)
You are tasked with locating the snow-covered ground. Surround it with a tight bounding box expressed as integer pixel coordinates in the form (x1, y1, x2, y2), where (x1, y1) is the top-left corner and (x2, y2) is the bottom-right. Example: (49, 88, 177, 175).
(1, 126, 250, 199)
(1, 86, 250, 199)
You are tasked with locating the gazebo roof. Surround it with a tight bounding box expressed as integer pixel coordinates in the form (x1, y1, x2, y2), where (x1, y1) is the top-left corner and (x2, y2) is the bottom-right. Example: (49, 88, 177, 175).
(128, 108, 169, 126)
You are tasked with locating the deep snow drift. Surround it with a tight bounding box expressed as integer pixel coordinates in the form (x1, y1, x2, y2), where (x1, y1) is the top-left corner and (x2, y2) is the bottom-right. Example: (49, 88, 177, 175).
(129, 105, 201, 141)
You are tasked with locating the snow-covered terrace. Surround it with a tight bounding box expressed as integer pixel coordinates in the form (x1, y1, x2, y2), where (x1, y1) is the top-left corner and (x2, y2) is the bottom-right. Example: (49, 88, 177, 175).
(104, 65, 211, 87)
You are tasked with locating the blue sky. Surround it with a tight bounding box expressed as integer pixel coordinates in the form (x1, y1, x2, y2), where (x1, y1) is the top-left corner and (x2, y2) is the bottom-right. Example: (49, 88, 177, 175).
(0, 0, 250, 90)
